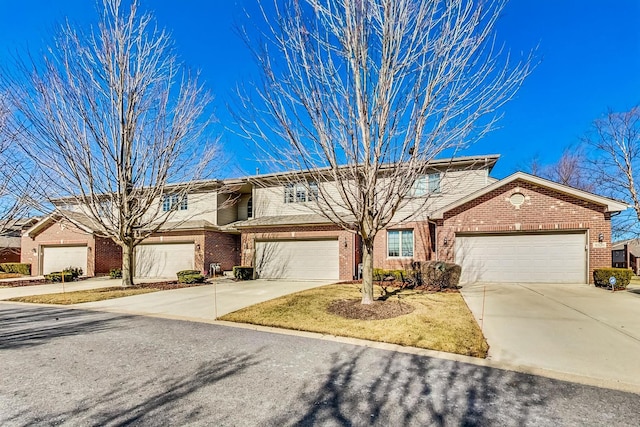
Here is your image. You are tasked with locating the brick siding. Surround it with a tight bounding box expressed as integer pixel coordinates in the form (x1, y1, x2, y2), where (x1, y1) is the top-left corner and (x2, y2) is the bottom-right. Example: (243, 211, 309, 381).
(436, 179, 612, 283)
(21, 219, 96, 276)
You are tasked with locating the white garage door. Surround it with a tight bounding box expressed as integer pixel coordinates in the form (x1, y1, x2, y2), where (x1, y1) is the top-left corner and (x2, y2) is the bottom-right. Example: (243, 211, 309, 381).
(255, 239, 339, 280)
(455, 233, 587, 283)
(42, 246, 88, 275)
(135, 243, 195, 278)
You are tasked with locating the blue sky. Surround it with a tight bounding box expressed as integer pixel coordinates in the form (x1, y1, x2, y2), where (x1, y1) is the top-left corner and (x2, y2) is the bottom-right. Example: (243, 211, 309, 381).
(1, 0, 638, 179)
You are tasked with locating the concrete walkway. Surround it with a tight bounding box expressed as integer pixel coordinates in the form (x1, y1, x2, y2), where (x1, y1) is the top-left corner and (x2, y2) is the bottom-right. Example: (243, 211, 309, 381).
(461, 282, 640, 390)
(74, 279, 334, 320)
(0, 277, 124, 300)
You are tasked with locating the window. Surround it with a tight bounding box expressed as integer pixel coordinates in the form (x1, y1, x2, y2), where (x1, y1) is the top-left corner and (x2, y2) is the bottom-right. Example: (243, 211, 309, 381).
(162, 194, 188, 212)
(387, 230, 414, 257)
(284, 184, 295, 203)
(411, 173, 441, 196)
(428, 173, 441, 194)
(247, 196, 253, 218)
(284, 182, 318, 203)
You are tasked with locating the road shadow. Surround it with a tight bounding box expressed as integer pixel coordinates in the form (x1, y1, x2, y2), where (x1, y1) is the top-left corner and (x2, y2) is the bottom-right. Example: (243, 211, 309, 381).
(266, 347, 619, 426)
(0, 305, 130, 350)
(6, 351, 259, 426)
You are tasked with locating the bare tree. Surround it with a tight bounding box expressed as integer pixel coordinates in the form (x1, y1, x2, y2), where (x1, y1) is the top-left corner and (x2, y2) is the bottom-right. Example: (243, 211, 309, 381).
(0, 97, 33, 239)
(237, 0, 533, 304)
(585, 106, 640, 236)
(527, 147, 594, 192)
(2, 0, 216, 285)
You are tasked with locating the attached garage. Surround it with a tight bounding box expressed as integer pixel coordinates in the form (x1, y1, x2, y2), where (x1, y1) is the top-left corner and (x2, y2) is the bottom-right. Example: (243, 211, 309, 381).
(255, 239, 339, 280)
(42, 245, 88, 275)
(455, 232, 587, 283)
(135, 243, 195, 278)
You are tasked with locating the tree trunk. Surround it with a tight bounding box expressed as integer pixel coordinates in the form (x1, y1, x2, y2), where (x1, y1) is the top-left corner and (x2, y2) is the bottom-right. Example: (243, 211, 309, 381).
(361, 240, 374, 305)
(121, 243, 135, 287)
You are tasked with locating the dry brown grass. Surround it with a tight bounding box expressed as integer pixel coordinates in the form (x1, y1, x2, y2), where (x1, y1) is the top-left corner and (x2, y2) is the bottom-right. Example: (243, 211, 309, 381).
(0, 273, 22, 279)
(220, 284, 488, 357)
(8, 287, 159, 305)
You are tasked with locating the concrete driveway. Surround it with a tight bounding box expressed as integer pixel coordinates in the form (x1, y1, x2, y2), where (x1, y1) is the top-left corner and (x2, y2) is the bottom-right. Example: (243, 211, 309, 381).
(461, 282, 640, 389)
(74, 278, 334, 320)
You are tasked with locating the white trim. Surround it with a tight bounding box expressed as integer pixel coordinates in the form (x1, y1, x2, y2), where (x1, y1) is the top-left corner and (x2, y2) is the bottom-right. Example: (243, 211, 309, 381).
(431, 172, 629, 219)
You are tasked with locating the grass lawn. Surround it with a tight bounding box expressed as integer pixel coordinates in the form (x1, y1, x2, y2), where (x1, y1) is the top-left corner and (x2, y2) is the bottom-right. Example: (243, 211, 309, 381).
(220, 284, 488, 357)
(0, 273, 23, 279)
(8, 287, 159, 305)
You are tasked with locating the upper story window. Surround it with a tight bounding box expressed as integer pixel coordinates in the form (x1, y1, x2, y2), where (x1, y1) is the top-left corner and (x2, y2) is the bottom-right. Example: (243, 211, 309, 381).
(388, 229, 414, 258)
(247, 196, 253, 218)
(162, 194, 188, 212)
(412, 173, 441, 196)
(284, 182, 319, 203)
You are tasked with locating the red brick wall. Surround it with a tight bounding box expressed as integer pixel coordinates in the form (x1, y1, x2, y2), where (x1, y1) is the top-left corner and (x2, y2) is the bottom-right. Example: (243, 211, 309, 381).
(0, 248, 20, 263)
(241, 225, 358, 280)
(372, 220, 433, 270)
(203, 230, 240, 273)
(94, 237, 122, 275)
(436, 179, 612, 283)
(21, 219, 96, 276)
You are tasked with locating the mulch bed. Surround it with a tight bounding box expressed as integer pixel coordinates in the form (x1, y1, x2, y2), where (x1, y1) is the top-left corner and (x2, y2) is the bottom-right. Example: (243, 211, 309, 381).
(327, 298, 415, 320)
(131, 281, 202, 290)
(335, 279, 460, 293)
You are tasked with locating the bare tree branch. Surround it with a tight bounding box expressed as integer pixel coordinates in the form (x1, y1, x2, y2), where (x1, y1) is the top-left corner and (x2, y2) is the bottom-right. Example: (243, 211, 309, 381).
(527, 147, 595, 192)
(236, 0, 534, 304)
(585, 106, 640, 237)
(1, 0, 218, 285)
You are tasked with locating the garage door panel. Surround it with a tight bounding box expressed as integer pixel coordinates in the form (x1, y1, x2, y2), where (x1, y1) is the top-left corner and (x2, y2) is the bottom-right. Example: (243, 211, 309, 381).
(456, 233, 586, 283)
(42, 246, 88, 275)
(135, 243, 195, 278)
(255, 239, 339, 280)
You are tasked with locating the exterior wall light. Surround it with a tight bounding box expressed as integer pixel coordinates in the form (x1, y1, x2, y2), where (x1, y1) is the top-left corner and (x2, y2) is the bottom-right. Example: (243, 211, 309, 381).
(443, 237, 448, 246)
(598, 233, 604, 242)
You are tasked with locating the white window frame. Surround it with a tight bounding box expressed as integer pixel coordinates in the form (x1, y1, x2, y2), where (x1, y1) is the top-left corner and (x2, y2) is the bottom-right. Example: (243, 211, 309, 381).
(162, 194, 188, 212)
(387, 229, 414, 258)
(284, 182, 318, 204)
(411, 173, 441, 196)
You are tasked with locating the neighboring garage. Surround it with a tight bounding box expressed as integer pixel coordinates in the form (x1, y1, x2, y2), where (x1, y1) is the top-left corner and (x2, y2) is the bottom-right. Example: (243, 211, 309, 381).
(135, 243, 195, 278)
(455, 232, 587, 283)
(255, 239, 339, 280)
(41, 245, 88, 275)
(434, 173, 629, 284)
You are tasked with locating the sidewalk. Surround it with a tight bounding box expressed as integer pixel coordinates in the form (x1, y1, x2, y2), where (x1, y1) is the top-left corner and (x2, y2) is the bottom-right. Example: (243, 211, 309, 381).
(0, 277, 123, 300)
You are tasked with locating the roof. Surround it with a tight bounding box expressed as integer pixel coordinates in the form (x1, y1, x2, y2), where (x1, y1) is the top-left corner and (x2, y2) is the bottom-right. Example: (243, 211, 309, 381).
(612, 238, 640, 256)
(232, 154, 501, 184)
(430, 172, 629, 219)
(24, 210, 99, 237)
(233, 213, 353, 228)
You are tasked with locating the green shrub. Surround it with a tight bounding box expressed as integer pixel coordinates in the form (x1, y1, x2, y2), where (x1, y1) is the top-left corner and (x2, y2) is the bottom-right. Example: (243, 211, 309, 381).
(233, 266, 254, 280)
(63, 266, 83, 279)
(178, 273, 205, 284)
(421, 261, 462, 289)
(0, 263, 31, 275)
(109, 268, 122, 279)
(177, 269, 201, 278)
(373, 268, 407, 281)
(593, 268, 632, 290)
(45, 271, 74, 282)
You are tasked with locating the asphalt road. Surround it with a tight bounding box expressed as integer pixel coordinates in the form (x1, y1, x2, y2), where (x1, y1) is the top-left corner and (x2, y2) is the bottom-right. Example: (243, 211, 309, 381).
(1, 304, 639, 426)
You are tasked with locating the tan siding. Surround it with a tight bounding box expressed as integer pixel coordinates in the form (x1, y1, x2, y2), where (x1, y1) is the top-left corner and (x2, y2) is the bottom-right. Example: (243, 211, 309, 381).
(392, 169, 489, 223)
(237, 194, 251, 221)
(216, 193, 238, 225)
